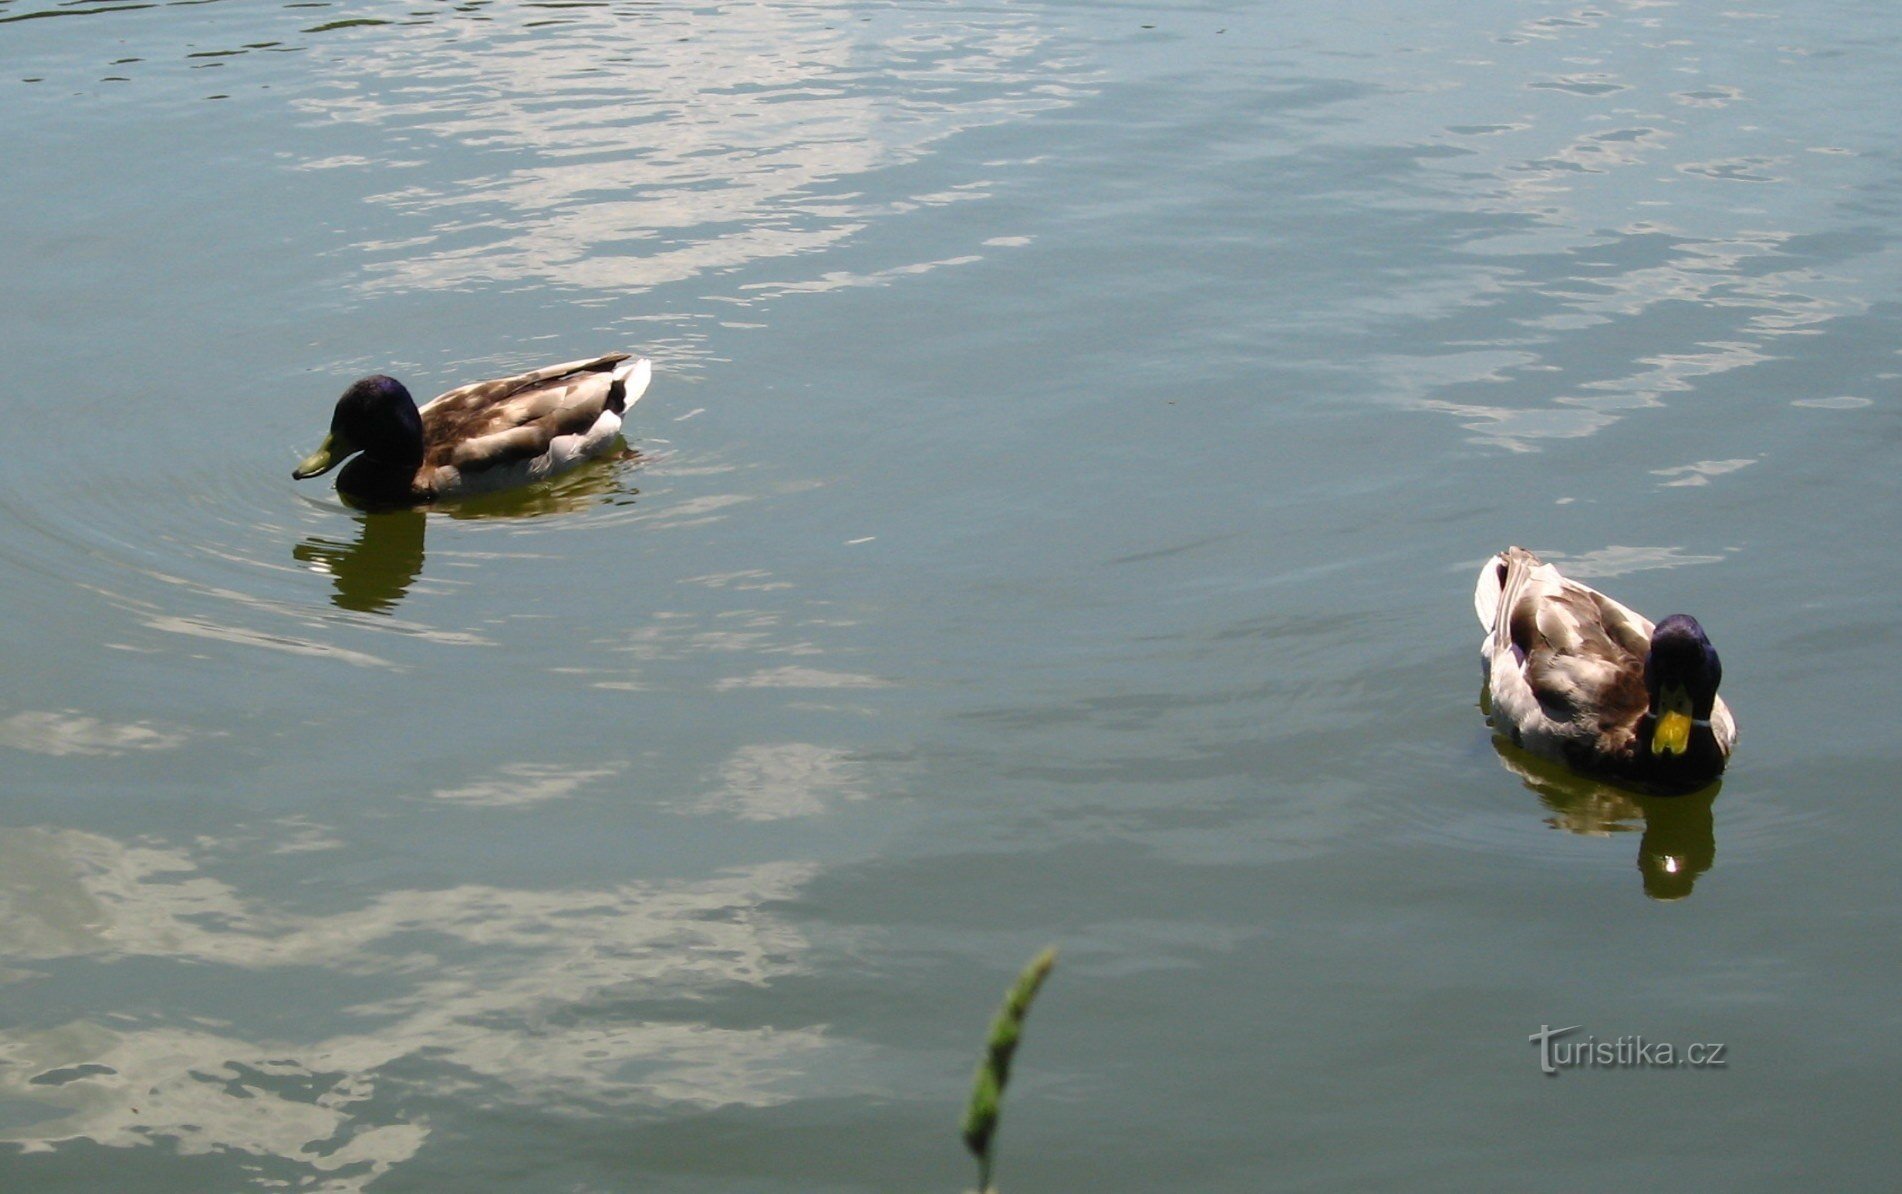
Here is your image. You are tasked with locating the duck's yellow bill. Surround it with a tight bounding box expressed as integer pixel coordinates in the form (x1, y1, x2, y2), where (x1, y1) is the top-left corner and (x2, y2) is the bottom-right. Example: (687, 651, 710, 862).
(1651, 709, 1693, 756)
(293, 433, 348, 479)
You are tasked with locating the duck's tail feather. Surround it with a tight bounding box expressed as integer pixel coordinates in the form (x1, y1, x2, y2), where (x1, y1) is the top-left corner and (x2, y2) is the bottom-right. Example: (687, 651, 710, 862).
(608, 357, 653, 415)
(1474, 549, 1512, 632)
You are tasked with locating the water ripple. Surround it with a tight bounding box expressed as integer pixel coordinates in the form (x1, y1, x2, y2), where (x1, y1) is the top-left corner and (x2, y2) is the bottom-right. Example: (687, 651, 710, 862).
(277, 3, 1080, 299)
(0, 824, 847, 1188)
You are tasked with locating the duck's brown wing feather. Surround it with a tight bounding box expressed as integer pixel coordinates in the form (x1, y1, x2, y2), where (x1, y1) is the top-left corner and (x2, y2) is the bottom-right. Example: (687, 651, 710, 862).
(1514, 573, 1649, 752)
(419, 354, 631, 474)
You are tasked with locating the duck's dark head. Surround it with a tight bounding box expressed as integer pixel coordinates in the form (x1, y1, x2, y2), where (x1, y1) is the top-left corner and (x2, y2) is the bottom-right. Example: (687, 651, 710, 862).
(293, 375, 423, 479)
(1643, 613, 1722, 758)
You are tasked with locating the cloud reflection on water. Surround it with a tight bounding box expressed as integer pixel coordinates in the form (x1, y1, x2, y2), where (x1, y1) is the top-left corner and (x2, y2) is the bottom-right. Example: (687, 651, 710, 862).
(1537, 543, 1728, 579)
(0, 825, 836, 1188)
(0, 710, 194, 757)
(291, 2, 1078, 300)
(1365, 5, 1886, 451)
(430, 760, 624, 807)
(694, 742, 866, 821)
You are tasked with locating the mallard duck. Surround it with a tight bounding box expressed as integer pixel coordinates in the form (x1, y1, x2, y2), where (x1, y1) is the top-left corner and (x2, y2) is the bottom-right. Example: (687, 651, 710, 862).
(1474, 547, 1736, 793)
(293, 353, 651, 507)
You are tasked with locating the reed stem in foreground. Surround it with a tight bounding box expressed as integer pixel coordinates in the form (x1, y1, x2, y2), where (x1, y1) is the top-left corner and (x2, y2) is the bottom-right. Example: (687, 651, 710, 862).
(960, 947, 1057, 1193)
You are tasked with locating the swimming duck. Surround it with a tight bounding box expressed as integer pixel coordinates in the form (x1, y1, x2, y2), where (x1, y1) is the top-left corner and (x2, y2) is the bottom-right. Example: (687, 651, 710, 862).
(1474, 547, 1736, 793)
(293, 353, 651, 507)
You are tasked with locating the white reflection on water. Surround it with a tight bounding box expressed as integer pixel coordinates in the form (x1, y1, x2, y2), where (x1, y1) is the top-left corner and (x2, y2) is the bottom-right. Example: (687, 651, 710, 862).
(0, 827, 839, 1186)
(292, 3, 1078, 298)
(1372, 4, 1886, 451)
(605, 601, 849, 676)
(733, 250, 987, 302)
(695, 742, 865, 821)
(140, 611, 397, 668)
(1411, 233, 1856, 450)
(1541, 543, 1728, 579)
(1791, 395, 1872, 410)
(430, 760, 624, 807)
(1412, 223, 1860, 450)
(714, 665, 887, 691)
(76, 555, 496, 670)
(1651, 458, 1757, 488)
(0, 711, 193, 757)
(552, 568, 879, 702)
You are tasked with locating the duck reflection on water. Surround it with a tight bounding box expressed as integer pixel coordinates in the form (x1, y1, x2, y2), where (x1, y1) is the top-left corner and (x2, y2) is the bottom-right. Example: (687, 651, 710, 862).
(1486, 731, 1719, 901)
(292, 451, 640, 614)
(292, 508, 426, 614)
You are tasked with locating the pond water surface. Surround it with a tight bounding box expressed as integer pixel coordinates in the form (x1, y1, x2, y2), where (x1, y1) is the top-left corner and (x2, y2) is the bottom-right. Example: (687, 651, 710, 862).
(3, 1, 1900, 1189)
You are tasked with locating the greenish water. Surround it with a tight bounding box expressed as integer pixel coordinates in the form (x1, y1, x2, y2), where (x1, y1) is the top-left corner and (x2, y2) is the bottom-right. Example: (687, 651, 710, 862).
(3, 1, 1899, 1188)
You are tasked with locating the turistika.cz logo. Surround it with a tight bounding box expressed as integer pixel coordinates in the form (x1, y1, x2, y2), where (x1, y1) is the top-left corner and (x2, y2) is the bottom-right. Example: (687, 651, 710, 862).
(1529, 1024, 1728, 1075)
